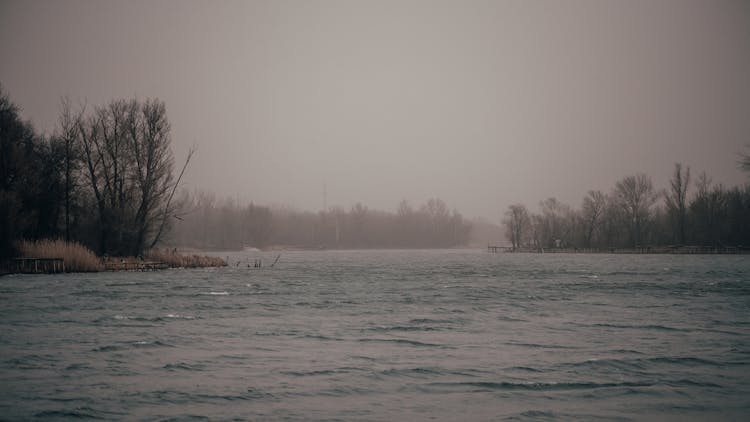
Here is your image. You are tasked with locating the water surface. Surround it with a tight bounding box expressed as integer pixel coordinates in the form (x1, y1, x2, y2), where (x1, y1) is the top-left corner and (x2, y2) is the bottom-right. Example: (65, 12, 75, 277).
(1, 250, 749, 420)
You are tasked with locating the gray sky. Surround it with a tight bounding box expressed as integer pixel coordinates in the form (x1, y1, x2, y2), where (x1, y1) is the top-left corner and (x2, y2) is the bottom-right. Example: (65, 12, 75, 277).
(2, 0, 749, 220)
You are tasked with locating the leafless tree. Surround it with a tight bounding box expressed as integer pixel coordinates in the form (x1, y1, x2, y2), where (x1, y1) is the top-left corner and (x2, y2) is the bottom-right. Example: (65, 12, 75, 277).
(537, 197, 573, 248)
(740, 145, 750, 175)
(664, 163, 690, 244)
(690, 172, 727, 246)
(581, 190, 607, 248)
(503, 204, 529, 250)
(56, 97, 86, 241)
(614, 173, 658, 247)
(74, 98, 187, 256)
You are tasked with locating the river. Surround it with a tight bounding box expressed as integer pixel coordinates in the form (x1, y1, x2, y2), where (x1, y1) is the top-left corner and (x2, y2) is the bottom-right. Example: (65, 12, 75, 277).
(1, 250, 749, 420)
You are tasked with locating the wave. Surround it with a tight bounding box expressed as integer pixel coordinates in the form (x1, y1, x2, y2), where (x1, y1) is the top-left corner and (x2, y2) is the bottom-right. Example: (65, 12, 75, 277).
(164, 313, 196, 320)
(559, 358, 649, 373)
(507, 366, 544, 373)
(646, 356, 727, 367)
(64, 363, 90, 371)
(601, 270, 670, 277)
(357, 338, 447, 348)
(364, 325, 441, 333)
(497, 315, 528, 322)
(508, 410, 556, 420)
(506, 409, 637, 421)
(163, 362, 206, 372)
(427, 380, 653, 391)
(316, 386, 375, 397)
(91, 340, 174, 352)
(558, 355, 742, 374)
(100, 314, 197, 323)
(409, 318, 459, 324)
(282, 367, 364, 377)
(504, 341, 581, 350)
(379, 367, 484, 378)
(4, 354, 57, 369)
(145, 389, 277, 404)
(590, 323, 689, 332)
(665, 379, 723, 388)
(34, 407, 126, 419)
(300, 334, 343, 341)
(610, 349, 646, 355)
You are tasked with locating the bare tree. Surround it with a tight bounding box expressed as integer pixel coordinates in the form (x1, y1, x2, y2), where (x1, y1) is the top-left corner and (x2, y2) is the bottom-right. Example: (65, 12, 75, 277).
(77, 100, 134, 254)
(690, 172, 727, 246)
(56, 97, 85, 241)
(665, 163, 690, 244)
(537, 197, 572, 248)
(74, 98, 186, 256)
(503, 204, 529, 250)
(423, 198, 450, 245)
(349, 202, 368, 246)
(615, 173, 658, 247)
(741, 145, 750, 175)
(581, 190, 607, 248)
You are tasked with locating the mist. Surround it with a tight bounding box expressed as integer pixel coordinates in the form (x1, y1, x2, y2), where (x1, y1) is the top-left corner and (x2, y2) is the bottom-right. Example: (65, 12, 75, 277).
(1, 0, 749, 220)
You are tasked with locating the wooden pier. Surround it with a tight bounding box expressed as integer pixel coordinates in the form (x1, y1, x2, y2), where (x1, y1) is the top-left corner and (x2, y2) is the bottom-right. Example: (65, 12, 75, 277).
(6, 258, 65, 274)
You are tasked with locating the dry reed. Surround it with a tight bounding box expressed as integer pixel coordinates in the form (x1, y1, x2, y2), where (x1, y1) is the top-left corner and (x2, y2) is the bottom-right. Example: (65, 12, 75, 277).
(147, 248, 226, 268)
(17, 239, 103, 272)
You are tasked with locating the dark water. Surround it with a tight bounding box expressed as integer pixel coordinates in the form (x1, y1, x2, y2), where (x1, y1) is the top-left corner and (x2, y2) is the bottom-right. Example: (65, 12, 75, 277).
(1, 250, 749, 421)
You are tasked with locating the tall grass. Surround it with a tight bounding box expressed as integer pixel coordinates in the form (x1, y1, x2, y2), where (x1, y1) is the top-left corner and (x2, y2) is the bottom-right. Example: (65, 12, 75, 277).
(17, 239, 103, 272)
(14, 240, 224, 272)
(147, 248, 226, 268)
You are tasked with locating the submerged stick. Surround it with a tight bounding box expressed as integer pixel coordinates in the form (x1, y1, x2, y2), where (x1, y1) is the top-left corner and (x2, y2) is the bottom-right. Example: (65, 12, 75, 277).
(270, 254, 281, 267)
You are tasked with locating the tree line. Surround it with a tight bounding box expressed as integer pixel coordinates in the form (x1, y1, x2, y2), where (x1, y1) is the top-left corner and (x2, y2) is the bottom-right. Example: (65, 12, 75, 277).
(167, 193, 472, 250)
(1, 86, 185, 258)
(502, 163, 750, 250)
(1, 85, 471, 256)
(3, 84, 748, 256)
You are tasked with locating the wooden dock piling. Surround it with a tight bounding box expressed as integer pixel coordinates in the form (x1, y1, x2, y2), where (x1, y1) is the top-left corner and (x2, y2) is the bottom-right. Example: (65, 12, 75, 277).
(8, 258, 65, 274)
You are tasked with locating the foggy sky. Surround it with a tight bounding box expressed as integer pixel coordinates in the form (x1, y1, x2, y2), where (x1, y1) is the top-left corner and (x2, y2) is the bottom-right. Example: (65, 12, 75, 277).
(2, 0, 749, 220)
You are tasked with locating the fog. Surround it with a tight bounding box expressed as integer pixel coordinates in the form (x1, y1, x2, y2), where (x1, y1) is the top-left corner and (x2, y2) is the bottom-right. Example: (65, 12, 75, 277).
(2, 0, 749, 220)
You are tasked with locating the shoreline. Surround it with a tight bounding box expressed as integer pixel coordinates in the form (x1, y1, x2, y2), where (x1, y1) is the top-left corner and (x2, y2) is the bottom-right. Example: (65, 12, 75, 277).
(488, 245, 750, 255)
(0, 251, 227, 276)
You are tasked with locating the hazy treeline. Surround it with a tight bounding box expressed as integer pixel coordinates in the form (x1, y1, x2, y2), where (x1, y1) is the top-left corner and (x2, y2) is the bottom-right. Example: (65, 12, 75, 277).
(503, 164, 750, 250)
(1, 87, 184, 258)
(4, 85, 748, 256)
(168, 193, 472, 250)
(1, 86, 471, 256)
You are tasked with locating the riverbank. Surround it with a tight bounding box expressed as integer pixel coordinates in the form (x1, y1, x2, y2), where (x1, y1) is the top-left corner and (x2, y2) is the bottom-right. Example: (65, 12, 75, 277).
(1, 240, 226, 275)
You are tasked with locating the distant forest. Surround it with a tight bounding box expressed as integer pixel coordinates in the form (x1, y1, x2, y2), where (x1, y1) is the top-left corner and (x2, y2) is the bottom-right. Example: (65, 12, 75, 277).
(2, 85, 749, 258)
(502, 164, 750, 251)
(167, 193, 472, 250)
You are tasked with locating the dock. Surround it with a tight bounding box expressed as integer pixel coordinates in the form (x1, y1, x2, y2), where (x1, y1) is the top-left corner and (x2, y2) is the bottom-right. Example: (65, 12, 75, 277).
(4, 258, 65, 274)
